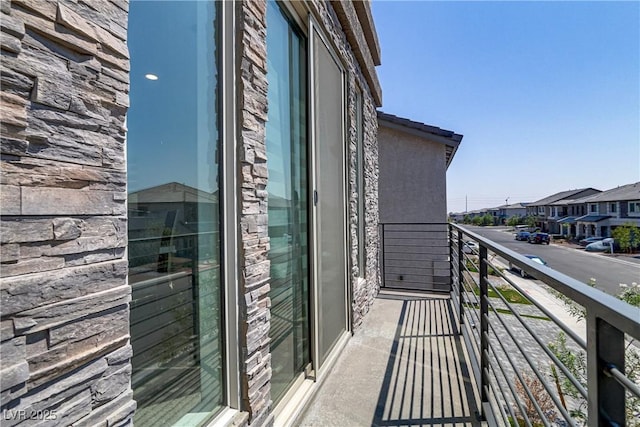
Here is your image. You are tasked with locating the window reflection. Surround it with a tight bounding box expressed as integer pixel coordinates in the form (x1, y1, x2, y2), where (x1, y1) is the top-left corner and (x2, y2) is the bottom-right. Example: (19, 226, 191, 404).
(266, 1, 311, 403)
(127, 1, 223, 425)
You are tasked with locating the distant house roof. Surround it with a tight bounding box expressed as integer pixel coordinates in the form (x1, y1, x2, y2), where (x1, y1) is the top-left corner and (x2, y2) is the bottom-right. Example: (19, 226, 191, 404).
(557, 216, 579, 224)
(529, 188, 601, 206)
(377, 111, 463, 168)
(497, 202, 529, 209)
(576, 214, 611, 223)
(129, 182, 218, 204)
(572, 182, 640, 203)
(550, 198, 584, 206)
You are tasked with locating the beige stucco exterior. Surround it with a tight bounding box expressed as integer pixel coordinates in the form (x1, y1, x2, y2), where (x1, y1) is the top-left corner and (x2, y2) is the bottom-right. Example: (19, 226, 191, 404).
(379, 125, 449, 224)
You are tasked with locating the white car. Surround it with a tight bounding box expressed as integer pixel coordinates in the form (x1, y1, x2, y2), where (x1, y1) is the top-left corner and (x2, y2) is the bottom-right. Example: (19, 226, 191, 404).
(462, 241, 479, 254)
(585, 238, 615, 252)
(509, 255, 548, 278)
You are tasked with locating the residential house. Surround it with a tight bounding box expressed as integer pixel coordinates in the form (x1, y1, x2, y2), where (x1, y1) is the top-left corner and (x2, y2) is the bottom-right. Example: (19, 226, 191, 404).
(497, 202, 529, 223)
(457, 209, 486, 221)
(551, 198, 588, 237)
(449, 212, 465, 222)
(377, 112, 462, 292)
(0, 1, 386, 425)
(573, 182, 640, 238)
(487, 206, 501, 224)
(526, 188, 601, 233)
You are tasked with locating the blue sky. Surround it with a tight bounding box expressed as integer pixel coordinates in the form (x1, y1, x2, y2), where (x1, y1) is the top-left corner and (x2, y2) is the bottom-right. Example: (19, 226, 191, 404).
(371, 1, 640, 213)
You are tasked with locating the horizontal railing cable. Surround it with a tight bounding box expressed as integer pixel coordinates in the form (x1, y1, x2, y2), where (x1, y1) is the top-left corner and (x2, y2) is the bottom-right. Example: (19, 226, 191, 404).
(485, 367, 521, 427)
(484, 306, 577, 424)
(483, 258, 587, 349)
(606, 365, 640, 398)
(485, 345, 535, 427)
(483, 323, 576, 427)
(452, 224, 639, 337)
(450, 223, 639, 425)
(481, 260, 588, 399)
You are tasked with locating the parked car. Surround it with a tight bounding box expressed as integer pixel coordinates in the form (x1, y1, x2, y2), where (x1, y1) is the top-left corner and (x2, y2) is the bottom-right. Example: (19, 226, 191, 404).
(528, 232, 550, 245)
(585, 238, 617, 252)
(579, 236, 604, 247)
(515, 231, 531, 241)
(462, 241, 479, 254)
(509, 255, 548, 278)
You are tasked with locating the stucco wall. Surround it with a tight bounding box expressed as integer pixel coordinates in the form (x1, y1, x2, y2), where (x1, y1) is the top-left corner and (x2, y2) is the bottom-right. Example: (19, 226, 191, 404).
(378, 125, 447, 224)
(1, 0, 133, 424)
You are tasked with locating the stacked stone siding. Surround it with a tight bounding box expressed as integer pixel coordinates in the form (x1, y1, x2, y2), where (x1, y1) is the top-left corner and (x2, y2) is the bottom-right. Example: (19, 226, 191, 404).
(359, 92, 381, 327)
(1, 0, 133, 424)
(1, 0, 381, 424)
(236, 0, 273, 425)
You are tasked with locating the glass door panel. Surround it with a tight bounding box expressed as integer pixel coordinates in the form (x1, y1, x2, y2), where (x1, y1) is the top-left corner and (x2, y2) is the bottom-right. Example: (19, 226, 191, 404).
(266, 0, 311, 404)
(127, 1, 224, 425)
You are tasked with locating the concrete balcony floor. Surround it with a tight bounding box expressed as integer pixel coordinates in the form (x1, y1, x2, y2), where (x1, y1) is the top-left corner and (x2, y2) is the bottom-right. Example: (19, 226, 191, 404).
(299, 290, 481, 426)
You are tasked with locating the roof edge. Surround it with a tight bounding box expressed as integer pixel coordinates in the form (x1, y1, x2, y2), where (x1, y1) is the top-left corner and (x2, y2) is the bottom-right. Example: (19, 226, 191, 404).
(377, 111, 463, 144)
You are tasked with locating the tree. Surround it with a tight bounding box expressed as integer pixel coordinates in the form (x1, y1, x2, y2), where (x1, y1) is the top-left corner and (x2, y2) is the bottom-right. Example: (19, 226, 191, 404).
(525, 215, 537, 228)
(481, 213, 494, 226)
(612, 222, 640, 253)
(507, 215, 522, 227)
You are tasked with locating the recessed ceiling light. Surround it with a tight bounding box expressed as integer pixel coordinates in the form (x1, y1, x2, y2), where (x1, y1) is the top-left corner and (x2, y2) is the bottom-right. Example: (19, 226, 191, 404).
(145, 74, 159, 81)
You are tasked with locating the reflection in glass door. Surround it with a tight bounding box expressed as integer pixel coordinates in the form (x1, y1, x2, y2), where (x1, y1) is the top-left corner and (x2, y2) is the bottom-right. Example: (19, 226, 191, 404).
(266, 0, 311, 404)
(127, 1, 224, 425)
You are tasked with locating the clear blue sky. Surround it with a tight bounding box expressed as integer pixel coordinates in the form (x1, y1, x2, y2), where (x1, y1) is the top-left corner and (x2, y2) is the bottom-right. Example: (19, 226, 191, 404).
(371, 1, 640, 214)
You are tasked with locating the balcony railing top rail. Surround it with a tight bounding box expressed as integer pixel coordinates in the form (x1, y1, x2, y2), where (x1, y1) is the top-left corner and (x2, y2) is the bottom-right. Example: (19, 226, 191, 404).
(449, 223, 640, 427)
(452, 224, 639, 337)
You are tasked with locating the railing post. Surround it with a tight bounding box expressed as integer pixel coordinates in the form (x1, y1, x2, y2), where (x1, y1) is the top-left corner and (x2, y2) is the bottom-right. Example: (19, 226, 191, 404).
(479, 244, 489, 413)
(380, 223, 385, 288)
(448, 224, 453, 290)
(457, 229, 464, 328)
(586, 313, 625, 425)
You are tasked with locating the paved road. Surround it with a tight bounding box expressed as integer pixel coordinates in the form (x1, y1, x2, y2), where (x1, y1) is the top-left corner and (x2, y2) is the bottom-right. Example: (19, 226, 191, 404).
(462, 226, 640, 297)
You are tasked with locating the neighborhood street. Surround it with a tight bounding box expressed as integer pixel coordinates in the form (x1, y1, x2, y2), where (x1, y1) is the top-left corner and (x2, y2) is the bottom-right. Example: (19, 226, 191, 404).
(464, 226, 640, 297)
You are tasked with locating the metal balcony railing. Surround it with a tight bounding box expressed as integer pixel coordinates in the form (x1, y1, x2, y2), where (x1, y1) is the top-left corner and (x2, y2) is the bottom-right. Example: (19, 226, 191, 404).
(380, 223, 450, 292)
(449, 223, 640, 426)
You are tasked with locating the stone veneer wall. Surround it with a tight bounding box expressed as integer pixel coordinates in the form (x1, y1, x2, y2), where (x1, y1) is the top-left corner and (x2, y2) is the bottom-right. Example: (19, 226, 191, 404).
(0, 0, 134, 425)
(0, 0, 379, 425)
(235, 0, 381, 424)
(235, 0, 272, 425)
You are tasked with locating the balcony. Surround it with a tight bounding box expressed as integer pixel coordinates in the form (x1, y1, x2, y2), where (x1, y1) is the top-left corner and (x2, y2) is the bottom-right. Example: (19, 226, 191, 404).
(299, 224, 639, 426)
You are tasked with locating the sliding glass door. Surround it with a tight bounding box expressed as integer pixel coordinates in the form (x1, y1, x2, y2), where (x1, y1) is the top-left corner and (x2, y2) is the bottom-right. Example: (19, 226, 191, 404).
(266, 1, 311, 404)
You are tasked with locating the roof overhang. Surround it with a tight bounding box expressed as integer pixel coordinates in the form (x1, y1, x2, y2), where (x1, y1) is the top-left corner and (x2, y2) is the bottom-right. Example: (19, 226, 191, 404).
(377, 111, 463, 168)
(331, 1, 382, 106)
(557, 216, 578, 224)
